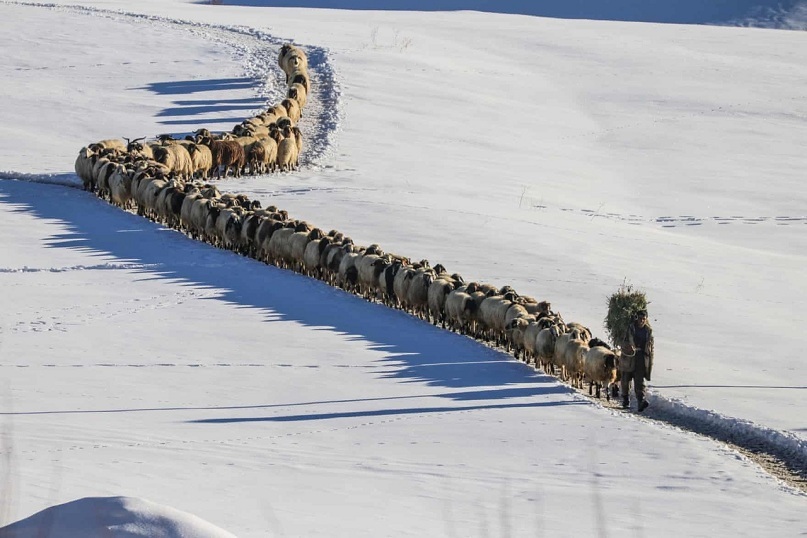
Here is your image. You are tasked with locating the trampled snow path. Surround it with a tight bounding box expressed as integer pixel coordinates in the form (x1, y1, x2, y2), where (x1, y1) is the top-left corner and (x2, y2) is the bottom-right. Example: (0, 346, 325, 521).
(3, 0, 341, 168)
(2, 0, 806, 498)
(583, 387, 807, 493)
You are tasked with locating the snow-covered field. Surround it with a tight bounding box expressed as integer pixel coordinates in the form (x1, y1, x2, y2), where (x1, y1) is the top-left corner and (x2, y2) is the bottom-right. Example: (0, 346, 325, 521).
(1, 0, 806, 536)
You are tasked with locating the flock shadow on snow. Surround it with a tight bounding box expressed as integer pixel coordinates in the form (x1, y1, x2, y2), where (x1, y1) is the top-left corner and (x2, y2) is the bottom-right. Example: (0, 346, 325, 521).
(196, 0, 802, 26)
(131, 78, 265, 130)
(0, 180, 580, 423)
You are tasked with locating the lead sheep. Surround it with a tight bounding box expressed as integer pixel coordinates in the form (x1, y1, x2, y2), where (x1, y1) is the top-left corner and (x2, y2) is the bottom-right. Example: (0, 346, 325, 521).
(583, 346, 619, 400)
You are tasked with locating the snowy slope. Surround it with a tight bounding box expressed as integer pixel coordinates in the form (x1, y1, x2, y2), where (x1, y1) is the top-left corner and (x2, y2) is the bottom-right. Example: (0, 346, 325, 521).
(1, 0, 806, 536)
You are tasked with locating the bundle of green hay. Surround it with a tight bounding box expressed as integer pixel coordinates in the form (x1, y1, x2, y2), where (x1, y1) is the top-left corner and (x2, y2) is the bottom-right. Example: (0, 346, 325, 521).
(604, 282, 648, 347)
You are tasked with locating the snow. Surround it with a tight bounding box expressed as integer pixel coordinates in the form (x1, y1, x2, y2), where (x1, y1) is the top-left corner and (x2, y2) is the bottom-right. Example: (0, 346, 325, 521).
(1, 0, 806, 536)
(0, 497, 236, 538)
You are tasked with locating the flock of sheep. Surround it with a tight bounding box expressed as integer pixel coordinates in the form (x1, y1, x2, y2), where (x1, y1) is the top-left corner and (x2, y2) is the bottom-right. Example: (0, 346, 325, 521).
(73, 44, 623, 402)
(74, 43, 311, 197)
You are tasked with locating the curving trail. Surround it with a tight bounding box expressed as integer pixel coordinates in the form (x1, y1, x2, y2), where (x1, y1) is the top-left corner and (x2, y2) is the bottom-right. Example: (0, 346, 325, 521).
(3, 0, 341, 168)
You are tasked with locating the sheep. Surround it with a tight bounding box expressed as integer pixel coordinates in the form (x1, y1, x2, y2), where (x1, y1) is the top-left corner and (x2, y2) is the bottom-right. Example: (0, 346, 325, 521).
(92, 157, 118, 199)
(279, 44, 308, 79)
(566, 322, 593, 343)
(583, 346, 619, 400)
(204, 138, 246, 179)
(237, 210, 267, 256)
(336, 247, 363, 292)
(276, 127, 298, 172)
(378, 259, 406, 307)
(275, 116, 294, 130)
(321, 240, 354, 286)
(75, 146, 98, 190)
(288, 83, 307, 109)
(563, 337, 590, 388)
(188, 197, 217, 240)
(505, 316, 535, 361)
(266, 104, 288, 121)
(91, 138, 127, 152)
(302, 235, 334, 278)
(519, 297, 552, 317)
(405, 267, 435, 318)
(292, 127, 303, 166)
(391, 263, 419, 310)
(553, 328, 586, 385)
(281, 98, 302, 124)
(254, 218, 286, 262)
(477, 292, 518, 345)
(356, 253, 390, 300)
(427, 275, 461, 328)
(535, 324, 563, 374)
(126, 138, 155, 160)
(211, 205, 244, 250)
(518, 316, 555, 366)
(202, 202, 223, 243)
(156, 180, 187, 228)
(152, 143, 193, 179)
(288, 70, 311, 94)
(288, 228, 324, 272)
(186, 143, 213, 180)
(140, 177, 169, 219)
(247, 138, 278, 174)
(108, 164, 134, 209)
(180, 186, 203, 233)
(553, 328, 582, 381)
(264, 224, 297, 267)
(444, 289, 478, 334)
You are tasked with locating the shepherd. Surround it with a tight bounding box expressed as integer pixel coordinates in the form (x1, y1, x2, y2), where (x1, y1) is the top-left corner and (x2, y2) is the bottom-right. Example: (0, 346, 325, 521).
(620, 309, 654, 412)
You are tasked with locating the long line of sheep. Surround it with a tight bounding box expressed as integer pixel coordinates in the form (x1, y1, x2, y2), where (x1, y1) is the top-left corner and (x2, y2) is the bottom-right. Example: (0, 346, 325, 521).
(74, 44, 311, 196)
(73, 43, 622, 403)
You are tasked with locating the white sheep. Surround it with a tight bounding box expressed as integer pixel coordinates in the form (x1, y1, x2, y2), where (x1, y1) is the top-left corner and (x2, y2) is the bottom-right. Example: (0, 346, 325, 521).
(248, 138, 278, 174)
(74, 146, 98, 190)
(560, 333, 589, 388)
(276, 127, 298, 172)
(107, 164, 133, 209)
(186, 143, 213, 179)
(279, 44, 308, 79)
(289, 228, 324, 272)
(444, 289, 477, 334)
(288, 83, 307, 109)
(356, 252, 388, 300)
(583, 346, 619, 400)
(477, 292, 517, 345)
(281, 98, 302, 124)
(91, 138, 127, 152)
(152, 144, 193, 179)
